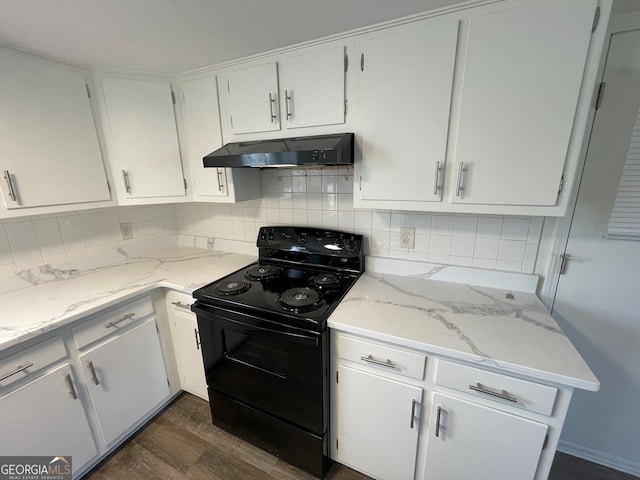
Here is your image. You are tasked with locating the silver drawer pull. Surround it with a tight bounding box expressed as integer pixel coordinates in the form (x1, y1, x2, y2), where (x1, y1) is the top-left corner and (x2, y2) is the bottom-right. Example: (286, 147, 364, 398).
(64, 373, 78, 400)
(171, 301, 192, 310)
(105, 312, 135, 329)
(3, 170, 18, 202)
(194, 328, 201, 350)
(435, 405, 442, 437)
(0, 362, 34, 381)
(360, 354, 397, 369)
(469, 382, 518, 403)
(87, 361, 99, 385)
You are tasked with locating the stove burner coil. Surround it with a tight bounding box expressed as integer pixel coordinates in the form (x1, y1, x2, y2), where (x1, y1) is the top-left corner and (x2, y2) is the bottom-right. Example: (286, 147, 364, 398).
(216, 280, 251, 295)
(247, 265, 282, 279)
(280, 288, 321, 312)
(311, 273, 340, 286)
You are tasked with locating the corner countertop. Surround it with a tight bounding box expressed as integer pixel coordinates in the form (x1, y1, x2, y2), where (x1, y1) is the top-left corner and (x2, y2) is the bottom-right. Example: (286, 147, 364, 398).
(328, 271, 599, 392)
(0, 245, 256, 352)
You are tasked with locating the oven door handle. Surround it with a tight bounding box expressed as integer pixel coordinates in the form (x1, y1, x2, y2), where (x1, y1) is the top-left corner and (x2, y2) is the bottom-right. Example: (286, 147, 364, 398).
(200, 308, 320, 347)
(223, 353, 288, 379)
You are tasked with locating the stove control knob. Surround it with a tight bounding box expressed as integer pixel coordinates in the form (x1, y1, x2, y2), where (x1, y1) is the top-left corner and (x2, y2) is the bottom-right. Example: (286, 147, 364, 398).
(299, 234, 308, 244)
(268, 231, 275, 241)
(259, 231, 267, 242)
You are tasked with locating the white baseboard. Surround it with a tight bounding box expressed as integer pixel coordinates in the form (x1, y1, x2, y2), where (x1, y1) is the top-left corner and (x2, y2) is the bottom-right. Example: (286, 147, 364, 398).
(558, 440, 640, 477)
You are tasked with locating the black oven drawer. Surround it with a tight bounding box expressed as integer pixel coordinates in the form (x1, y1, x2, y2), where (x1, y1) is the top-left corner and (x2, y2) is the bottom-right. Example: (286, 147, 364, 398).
(193, 303, 327, 435)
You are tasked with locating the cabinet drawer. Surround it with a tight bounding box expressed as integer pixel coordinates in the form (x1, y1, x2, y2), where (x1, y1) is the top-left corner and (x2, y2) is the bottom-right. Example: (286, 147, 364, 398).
(435, 360, 558, 416)
(335, 334, 426, 380)
(72, 296, 154, 349)
(0, 336, 67, 389)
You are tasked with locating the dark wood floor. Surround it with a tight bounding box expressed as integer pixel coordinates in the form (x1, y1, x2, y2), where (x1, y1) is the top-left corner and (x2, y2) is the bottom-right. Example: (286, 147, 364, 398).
(85, 393, 638, 480)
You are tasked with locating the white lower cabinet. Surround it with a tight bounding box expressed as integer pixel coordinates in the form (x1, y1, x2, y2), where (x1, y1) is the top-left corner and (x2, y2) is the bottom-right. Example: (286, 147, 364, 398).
(423, 392, 548, 480)
(0, 364, 98, 473)
(165, 291, 207, 399)
(335, 365, 422, 480)
(78, 317, 170, 446)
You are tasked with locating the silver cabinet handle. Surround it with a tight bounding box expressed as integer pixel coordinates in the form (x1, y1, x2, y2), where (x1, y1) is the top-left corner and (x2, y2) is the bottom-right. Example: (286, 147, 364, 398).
(194, 328, 201, 350)
(455, 162, 465, 198)
(3, 170, 18, 202)
(435, 405, 442, 437)
(285, 89, 292, 120)
(87, 361, 99, 385)
(171, 301, 192, 310)
(216, 169, 224, 192)
(64, 373, 78, 400)
(105, 312, 135, 329)
(122, 169, 132, 194)
(469, 382, 518, 403)
(360, 354, 397, 369)
(410, 399, 418, 429)
(268, 92, 277, 123)
(433, 161, 442, 195)
(0, 362, 33, 381)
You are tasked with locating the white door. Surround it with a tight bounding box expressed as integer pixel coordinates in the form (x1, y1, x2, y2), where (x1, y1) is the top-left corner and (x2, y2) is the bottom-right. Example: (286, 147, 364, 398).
(335, 365, 422, 480)
(279, 46, 345, 129)
(80, 319, 170, 446)
(0, 365, 98, 473)
(451, 0, 597, 206)
(181, 76, 229, 198)
(0, 50, 110, 209)
(226, 63, 280, 134)
(551, 28, 640, 469)
(424, 392, 547, 480)
(169, 300, 207, 399)
(355, 19, 458, 204)
(101, 77, 186, 199)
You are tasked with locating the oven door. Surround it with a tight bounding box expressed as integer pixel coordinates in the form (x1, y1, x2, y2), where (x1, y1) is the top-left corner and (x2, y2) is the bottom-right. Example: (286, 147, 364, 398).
(193, 302, 327, 435)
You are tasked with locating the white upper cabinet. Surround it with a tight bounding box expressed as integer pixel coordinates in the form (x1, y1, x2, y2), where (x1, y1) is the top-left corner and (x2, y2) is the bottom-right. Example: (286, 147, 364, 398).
(354, 19, 459, 206)
(450, 0, 598, 207)
(180, 76, 261, 202)
(100, 77, 186, 201)
(225, 63, 281, 135)
(279, 46, 346, 130)
(0, 49, 110, 210)
(220, 41, 349, 140)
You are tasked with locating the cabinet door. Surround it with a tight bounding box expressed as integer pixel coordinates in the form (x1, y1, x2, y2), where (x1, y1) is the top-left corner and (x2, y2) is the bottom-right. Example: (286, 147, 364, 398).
(424, 392, 548, 480)
(168, 300, 207, 400)
(0, 50, 110, 209)
(101, 77, 186, 199)
(181, 76, 261, 202)
(280, 46, 345, 129)
(226, 63, 280, 134)
(356, 20, 458, 204)
(181, 76, 228, 198)
(451, 0, 598, 206)
(80, 318, 169, 446)
(0, 365, 97, 473)
(335, 365, 422, 480)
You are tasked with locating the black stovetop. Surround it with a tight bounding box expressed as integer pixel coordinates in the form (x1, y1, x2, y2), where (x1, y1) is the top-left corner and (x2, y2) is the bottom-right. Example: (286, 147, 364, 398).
(192, 226, 364, 331)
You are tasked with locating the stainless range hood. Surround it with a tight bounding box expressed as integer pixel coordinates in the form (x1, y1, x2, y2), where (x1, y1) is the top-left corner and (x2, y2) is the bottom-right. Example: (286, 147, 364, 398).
(203, 133, 353, 168)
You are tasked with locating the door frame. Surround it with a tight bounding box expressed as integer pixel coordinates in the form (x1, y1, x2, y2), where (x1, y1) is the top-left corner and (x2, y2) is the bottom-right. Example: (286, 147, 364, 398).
(539, 10, 640, 310)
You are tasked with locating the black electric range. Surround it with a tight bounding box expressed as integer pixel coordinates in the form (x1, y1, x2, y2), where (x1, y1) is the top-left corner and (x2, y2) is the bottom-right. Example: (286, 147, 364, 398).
(191, 226, 364, 478)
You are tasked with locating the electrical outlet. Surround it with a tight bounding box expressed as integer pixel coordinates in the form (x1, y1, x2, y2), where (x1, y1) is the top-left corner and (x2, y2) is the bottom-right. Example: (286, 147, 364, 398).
(120, 222, 133, 240)
(400, 227, 415, 249)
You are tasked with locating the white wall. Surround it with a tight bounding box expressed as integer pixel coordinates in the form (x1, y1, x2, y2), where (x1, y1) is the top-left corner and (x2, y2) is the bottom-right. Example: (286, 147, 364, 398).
(176, 167, 546, 273)
(0, 205, 177, 273)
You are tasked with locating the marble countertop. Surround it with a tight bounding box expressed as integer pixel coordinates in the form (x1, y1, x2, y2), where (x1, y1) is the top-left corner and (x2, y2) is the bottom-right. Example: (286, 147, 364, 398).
(328, 272, 599, 391)
(0, 240, 597, 392)
(0, 243, 256, 352)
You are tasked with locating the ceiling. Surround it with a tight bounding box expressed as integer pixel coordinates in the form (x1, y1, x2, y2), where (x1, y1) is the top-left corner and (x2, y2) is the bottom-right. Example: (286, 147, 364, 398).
(0, 0, 469, 74)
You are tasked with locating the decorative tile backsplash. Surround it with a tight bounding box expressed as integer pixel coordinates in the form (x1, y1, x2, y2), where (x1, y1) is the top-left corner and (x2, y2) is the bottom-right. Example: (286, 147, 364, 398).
(0, 205, 178, 274)
(0, 167, 545, 275)
(176, 167, 545, 274)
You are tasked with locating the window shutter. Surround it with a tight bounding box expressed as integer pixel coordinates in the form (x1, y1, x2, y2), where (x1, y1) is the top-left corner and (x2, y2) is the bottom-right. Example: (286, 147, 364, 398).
(605, 110, 640, 240)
